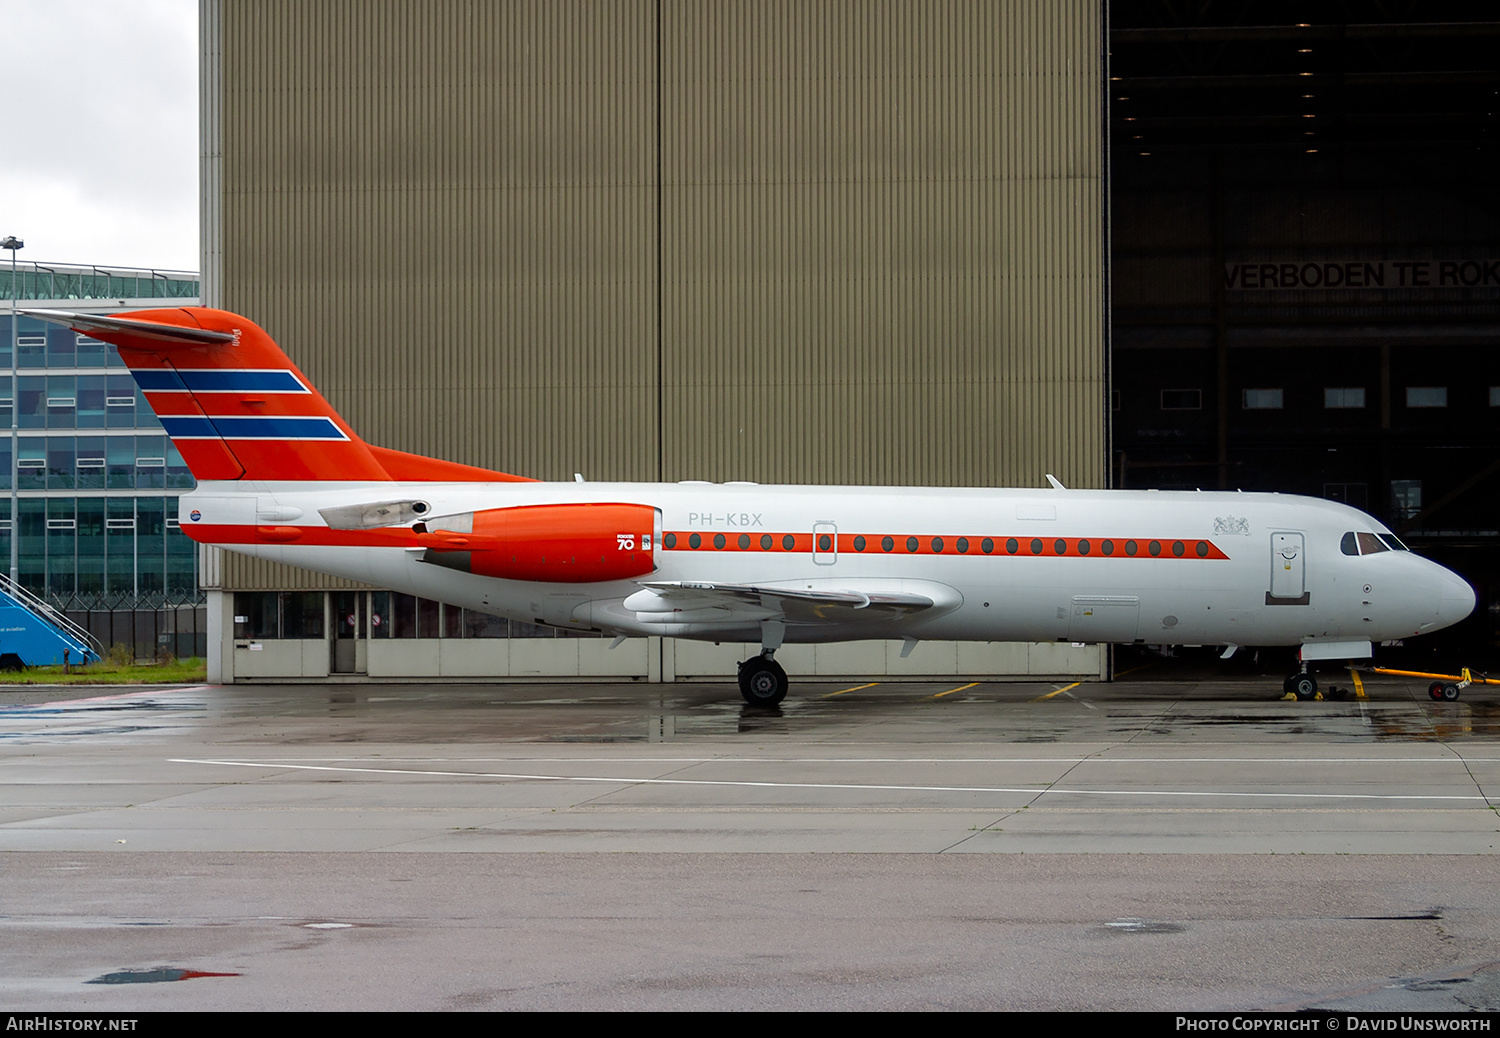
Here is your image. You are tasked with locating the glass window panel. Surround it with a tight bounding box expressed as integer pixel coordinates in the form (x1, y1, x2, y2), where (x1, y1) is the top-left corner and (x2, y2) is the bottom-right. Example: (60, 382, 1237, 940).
(77, 498, 105, 559)
(281, 592, 325, 639)
(47, 437, 75, 490)
(165, 519, 195, 556)
(418, 598, 440, 638)
(1242, 388, 1283, 410)
(46, 551, 75, 598)
(0, 438, 9, 492)
(137, 497, 164, 539)
(462, 610, 507, 638)
(18, 497, 45, 570)
(106, 375, 137, 426)
(17, 329, 45, 369)
(234, 592, 278, 639)
(443, 602, 463, 639)
(369, 591, 390, 638)
(165, 439, 194, 489)
(1406, 387, 1447, 408)
(76, 375, 106, 428)
(1391, 480, 1422, 519)
(136, 552, 164, 593)
(17, 375, 45, 428)
(1324, 387, 1366, 409)
(47, 327, 76, 367)
(165, 555, 195, 594)
(134, 387, 160, 429)
(391, 593, 417, 638)
(135, 436, 165, 489)
(18, 435, 46, 490)
(76, 335, 108, 366)
(76, 553, 104, 595)
(75, 436, 106, 490)
(107, 436, 135, 488)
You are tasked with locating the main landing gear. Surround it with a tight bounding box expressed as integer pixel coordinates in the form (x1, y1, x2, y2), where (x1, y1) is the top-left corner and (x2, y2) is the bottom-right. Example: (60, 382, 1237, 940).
(738, 621, 790, 706)
(738, 654, 789, 706)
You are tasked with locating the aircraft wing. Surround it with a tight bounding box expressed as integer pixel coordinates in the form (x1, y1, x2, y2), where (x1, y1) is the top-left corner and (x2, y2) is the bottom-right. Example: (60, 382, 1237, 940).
(625, 580, 956, 625)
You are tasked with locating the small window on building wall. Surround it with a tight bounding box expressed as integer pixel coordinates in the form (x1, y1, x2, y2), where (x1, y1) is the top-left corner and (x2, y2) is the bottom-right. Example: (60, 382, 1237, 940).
(1406, 387, 1447, 408)
(1242, 389, 1283, 410)
(1160, 389, 1201, 410)
(1490, 386, 1499, 406)
(1325, 388, 1365, 409)
(1391, 480, 1422, 520)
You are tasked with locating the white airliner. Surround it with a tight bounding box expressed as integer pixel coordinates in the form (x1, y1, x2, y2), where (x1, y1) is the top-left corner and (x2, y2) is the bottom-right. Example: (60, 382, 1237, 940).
(27, 307, 1477, 704)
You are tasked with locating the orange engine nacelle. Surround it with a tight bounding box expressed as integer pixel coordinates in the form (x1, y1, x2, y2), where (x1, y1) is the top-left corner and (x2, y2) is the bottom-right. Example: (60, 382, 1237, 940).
(417, 502, 659, 583)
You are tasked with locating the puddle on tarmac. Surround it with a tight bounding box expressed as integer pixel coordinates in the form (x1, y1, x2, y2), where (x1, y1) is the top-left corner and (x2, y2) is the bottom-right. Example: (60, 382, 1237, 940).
(88, 967, 239, 984)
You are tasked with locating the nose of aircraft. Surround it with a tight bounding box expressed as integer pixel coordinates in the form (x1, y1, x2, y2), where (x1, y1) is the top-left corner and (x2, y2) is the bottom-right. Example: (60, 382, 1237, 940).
(1436, 569, 1477, 631)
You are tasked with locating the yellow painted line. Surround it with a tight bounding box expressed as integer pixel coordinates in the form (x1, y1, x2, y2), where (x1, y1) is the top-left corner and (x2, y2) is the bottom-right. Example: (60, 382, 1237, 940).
(932, 682, 979, 699)
(823, 682, 878, 698)
(1033, 681, 1082, 702)
(1351, 670, 1366, 699)
(1114, 663, 1152, 678)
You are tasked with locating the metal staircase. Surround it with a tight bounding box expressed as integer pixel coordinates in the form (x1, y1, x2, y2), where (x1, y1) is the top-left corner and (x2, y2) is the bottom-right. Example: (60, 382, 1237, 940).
(0, 574, 104, 668)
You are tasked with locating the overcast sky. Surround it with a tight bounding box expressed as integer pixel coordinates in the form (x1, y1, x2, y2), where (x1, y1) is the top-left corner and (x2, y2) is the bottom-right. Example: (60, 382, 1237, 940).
(2, 0, 198, 272)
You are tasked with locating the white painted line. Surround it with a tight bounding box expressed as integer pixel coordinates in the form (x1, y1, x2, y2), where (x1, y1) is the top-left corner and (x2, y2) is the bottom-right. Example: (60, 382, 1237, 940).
(195, 755, 1500, 765)
(170, 758, 1493, 803)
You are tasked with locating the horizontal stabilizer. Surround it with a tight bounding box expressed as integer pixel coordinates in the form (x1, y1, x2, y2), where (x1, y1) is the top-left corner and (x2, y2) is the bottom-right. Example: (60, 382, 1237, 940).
(23, 309, 236, 348)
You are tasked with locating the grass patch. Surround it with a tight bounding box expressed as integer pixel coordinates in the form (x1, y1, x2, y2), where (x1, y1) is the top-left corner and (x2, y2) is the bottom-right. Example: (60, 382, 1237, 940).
(1, 657, 208, 685)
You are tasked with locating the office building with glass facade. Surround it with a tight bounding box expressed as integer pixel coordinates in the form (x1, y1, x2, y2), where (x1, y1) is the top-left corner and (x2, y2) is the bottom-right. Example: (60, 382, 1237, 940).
(1, 261, 205, 656)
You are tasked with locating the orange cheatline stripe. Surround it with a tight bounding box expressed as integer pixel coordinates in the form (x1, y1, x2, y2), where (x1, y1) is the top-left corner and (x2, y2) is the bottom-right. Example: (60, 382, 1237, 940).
(663, 531, 1228, 560)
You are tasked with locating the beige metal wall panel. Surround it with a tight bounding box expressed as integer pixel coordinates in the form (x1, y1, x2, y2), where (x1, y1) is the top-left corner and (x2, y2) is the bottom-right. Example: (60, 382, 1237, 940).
(221, 0, 658, 480)
(218, 0, 658, 590)
(660, 0, 1104, 489)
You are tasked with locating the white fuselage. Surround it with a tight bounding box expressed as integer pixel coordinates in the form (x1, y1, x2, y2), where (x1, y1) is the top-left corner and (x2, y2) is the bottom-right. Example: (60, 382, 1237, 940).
(183, 481, 1476, 653)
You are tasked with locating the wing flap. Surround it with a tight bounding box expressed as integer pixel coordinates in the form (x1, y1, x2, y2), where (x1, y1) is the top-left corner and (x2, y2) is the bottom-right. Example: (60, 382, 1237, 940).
(626, 580, 952, 626)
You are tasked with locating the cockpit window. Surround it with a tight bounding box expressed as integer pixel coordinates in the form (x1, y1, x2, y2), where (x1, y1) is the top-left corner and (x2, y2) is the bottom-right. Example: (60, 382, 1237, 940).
(1378, 533, 1409, 552)
(1357, 532, 1389, 555)
(1340, 532, 1358, 556)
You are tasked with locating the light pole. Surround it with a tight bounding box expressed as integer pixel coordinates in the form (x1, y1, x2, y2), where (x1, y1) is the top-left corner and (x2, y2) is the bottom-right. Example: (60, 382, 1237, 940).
(2, 235, 22, 586)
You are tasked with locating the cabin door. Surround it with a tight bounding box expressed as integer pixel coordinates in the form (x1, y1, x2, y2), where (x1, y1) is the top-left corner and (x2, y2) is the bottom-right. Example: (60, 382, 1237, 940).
(1268, 532, 1308, 604)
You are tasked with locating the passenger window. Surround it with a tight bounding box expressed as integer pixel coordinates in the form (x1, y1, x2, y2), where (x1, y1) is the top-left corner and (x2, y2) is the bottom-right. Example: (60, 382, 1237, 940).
(1340, 532, 1358, 556)
(1357, 532, 1388, 555)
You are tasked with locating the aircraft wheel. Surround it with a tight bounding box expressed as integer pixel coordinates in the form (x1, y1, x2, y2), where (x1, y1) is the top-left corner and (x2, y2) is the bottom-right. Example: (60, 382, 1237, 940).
(1282, 675, 1297, 697)
(738, 656, 788, 707)
(1292, 674, 1317, 701)
(1429, 681, 1446, 701)
(1441, 683, 1461, 702)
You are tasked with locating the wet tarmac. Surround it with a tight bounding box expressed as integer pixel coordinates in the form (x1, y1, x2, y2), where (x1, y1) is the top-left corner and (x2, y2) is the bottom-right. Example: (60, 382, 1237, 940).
(2, 674, 1499, 1010)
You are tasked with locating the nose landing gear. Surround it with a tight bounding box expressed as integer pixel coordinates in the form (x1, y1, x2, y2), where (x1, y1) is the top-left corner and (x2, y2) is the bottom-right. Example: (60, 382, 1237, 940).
(1283, 668, 1318, 701)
